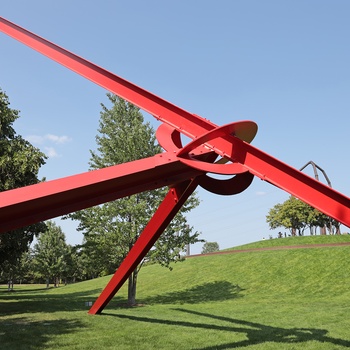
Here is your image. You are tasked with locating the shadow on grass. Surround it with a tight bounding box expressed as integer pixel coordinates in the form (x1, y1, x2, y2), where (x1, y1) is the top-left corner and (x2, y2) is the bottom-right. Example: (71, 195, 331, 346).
(142, 281, 243, 305)
(0, 288, 124, 315)
(0, 288, 102, 300)
(104, 308, 350, 349)
(0, 286, 50, 293)
(0, 317, 82, 349)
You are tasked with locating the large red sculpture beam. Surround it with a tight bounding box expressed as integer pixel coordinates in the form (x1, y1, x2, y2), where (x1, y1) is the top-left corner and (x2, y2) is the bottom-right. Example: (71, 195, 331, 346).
(89, 179, 199, 315)
(0, 154, 204, 232)
(0, 17, 349, 315)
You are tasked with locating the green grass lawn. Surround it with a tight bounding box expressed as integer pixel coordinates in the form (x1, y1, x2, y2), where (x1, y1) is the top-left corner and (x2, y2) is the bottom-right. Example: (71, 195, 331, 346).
(1, 235, 350, 349)
(224, 233, 350, 250)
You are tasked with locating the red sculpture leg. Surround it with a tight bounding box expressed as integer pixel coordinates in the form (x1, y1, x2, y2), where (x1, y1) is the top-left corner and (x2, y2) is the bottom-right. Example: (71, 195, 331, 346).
(88, 179, 199, 315)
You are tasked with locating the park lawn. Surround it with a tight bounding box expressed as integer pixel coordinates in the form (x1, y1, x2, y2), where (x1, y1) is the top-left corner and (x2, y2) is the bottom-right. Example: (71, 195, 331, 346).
(0, 236, 349, 349)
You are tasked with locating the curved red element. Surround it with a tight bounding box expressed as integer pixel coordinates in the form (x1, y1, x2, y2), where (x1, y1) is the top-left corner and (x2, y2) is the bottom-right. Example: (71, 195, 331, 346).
(198, 172, 254, 195)
(156, 123, 182, 152)
(177, 157, 248, 175)
(156, 122, 249, 177)
(177, 121, 257, 158)
(175, 121, 255, 175)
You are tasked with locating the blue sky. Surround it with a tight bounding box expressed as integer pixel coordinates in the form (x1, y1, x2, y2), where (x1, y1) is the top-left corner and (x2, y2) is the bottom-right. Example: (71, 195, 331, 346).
(1, 1, 349, 254)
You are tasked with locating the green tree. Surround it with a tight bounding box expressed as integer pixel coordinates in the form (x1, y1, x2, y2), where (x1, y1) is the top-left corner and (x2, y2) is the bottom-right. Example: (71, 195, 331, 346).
(267, 196, 311, 235)
(33, 221, 69, 288)
(63, 245, 87, 283)
(0, 260, 16, 290)
(201, 241, 220, 254)
(16, 250, 35, 284)
(69, 94, 201, 305)
(0, 89, 47, 271)
(0, 249, 35, 288)
(266, 196, 335, 236)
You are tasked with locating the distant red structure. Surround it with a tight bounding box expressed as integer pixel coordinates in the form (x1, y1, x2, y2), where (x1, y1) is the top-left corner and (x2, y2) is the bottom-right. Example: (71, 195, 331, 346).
(0, 17, 349, 315)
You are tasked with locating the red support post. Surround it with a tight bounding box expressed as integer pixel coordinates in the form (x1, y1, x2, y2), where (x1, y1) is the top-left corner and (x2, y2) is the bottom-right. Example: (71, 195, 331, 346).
(88, 179, 199, 314)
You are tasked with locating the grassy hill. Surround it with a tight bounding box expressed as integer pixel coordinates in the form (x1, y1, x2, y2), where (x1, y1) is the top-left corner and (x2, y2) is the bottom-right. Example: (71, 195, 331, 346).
(1, 235, 350, 349)
(225, 234, 350, 250)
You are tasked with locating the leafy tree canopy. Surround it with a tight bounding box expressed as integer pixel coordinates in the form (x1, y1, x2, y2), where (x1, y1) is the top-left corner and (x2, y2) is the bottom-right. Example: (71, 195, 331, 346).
(33, 221, 69, 287)
(266, 196, 339, 236)
(0, 89, 47, 269)
(201, 241, 220, 254)
(68, 94, 201, 304)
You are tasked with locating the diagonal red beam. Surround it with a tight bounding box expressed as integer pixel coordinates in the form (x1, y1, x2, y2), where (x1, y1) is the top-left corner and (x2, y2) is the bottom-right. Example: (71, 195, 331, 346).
(0, 152, 204, 233)
(88, 179, 199, 315)
(0, 16, 216, 141)
(229, 137, 350, 226)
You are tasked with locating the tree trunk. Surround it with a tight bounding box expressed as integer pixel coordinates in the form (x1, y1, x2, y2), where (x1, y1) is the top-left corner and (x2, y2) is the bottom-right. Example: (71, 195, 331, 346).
(46, 277, 50, 289)
(7, 279, 13, 291)
(336, 224, 341, 235)
(128, 268, 138, 306)
(54, 277, 59, 287)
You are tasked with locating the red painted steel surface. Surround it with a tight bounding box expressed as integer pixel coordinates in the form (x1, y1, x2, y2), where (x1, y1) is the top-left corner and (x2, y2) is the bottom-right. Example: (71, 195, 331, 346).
(0, 17, 216, 141)
(88, 179, 199, 315)
(0, 154, 204, 233)
(0, 17, 349, 314)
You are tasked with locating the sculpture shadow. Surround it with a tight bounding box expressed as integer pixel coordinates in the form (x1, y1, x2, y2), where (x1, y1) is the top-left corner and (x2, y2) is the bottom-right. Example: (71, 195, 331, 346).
(142, 281, 244, 305)
(105, 308, 350, 349)
(0, 288, 123, 315)
(0, 317, 82, 349)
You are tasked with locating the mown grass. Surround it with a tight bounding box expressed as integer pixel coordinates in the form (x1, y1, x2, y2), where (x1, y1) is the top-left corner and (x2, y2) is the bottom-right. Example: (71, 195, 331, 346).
(225, 233, 350, 250)
(1, 235, 349, 349)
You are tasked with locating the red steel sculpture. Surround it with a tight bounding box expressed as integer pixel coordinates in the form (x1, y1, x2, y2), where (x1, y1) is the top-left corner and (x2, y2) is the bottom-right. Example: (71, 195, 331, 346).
(0, 17, 349, 315)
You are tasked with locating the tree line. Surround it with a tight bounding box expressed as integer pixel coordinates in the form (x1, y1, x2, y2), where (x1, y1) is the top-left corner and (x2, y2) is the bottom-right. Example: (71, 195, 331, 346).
(266, 195, 341, 236)
(2, 220, 78, 289)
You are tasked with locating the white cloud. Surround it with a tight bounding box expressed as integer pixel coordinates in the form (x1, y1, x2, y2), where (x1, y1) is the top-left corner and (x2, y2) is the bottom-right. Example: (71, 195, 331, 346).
(45, 147, 60, 158)
(26, 135, 45, 144)
(45, 134, 71, 144)
(26, 134, 71, 145)
(25, 133, 71, 158)
(256, 191, 267, 196)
